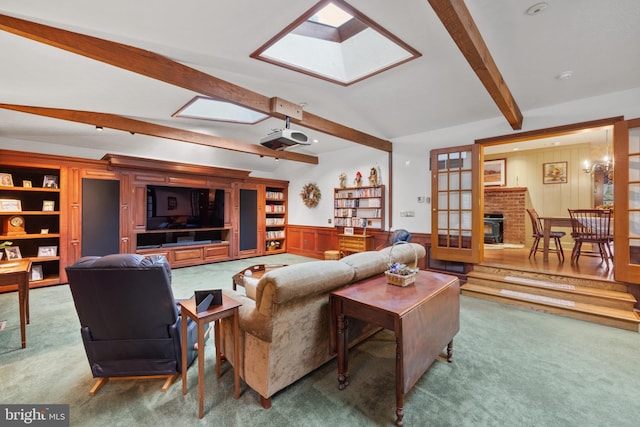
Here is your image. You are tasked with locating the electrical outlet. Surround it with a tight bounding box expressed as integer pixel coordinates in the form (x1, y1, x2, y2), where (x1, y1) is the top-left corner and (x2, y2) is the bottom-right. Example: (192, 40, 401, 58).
(328, 218, 332, 224)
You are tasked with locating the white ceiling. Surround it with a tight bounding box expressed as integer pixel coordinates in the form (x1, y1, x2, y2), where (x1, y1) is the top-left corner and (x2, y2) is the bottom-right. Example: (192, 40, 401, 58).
(1, 0, 639, 172)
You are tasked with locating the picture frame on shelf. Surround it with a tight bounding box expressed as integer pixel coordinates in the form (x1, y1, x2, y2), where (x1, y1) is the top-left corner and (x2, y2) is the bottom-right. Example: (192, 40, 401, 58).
(5, 246, 22, 260)
(42, 200, 55, 211)
(543, 161, 568, 184)
(0, 173, 14, 187)
(37, 246, 57, 257)
(484, 159, 507, 187)
(40, 228, 49, 234)
(22, 180, 32, 188)
(30, 265, 44, 281)
(0, 199, 22, 212)
(42, 175, 58, 188)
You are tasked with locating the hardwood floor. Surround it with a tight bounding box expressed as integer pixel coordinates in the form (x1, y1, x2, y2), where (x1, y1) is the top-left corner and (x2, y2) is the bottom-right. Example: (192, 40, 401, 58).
(482, 245, 615, 281)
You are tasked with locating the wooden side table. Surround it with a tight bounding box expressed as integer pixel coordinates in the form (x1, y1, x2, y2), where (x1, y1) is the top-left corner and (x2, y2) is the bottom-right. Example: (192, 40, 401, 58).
(0, 259, 32, 348)
(180, 294, 242, 419)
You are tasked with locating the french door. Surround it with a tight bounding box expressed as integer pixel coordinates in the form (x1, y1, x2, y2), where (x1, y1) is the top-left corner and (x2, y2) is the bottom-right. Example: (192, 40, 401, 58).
(430, 144, 484, 264)
(613, 117, 640, 283)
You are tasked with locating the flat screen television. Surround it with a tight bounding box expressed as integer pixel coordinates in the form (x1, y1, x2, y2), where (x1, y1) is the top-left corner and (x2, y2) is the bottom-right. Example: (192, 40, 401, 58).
(146, 185, 225, 230)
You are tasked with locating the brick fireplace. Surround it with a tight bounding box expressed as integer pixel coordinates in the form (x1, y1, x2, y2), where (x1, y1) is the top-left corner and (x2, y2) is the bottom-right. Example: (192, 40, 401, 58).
(484, 187, 527, 244)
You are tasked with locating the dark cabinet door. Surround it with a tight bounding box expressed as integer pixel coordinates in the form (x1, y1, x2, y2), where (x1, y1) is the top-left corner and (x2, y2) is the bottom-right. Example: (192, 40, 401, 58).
(82, 178, 120, 257)
(239, 188, 258, 252)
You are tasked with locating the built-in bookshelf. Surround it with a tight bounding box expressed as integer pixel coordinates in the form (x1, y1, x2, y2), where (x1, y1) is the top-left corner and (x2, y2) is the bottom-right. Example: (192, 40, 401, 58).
(265, 186, 287, 253)
(334, 185, 385, 230)
(0, 166, 62, 287)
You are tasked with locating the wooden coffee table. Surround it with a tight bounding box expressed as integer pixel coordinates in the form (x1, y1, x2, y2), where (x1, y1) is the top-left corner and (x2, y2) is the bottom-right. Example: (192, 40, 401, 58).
(330, 270, 460, 426)
(231, 264, 286, 291)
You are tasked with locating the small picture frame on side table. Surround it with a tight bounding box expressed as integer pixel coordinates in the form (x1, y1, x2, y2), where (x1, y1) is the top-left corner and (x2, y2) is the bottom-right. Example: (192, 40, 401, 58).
(37, 246, 57, 258)
(5, 246, 22, 260)
(42, 200, 55, 211)
(0, 199, 21, 212)
(1, 173, 14, 187)
(43, 175, 58, 188)
(344, 227, 354, 235)
(30, 265, 44, 281)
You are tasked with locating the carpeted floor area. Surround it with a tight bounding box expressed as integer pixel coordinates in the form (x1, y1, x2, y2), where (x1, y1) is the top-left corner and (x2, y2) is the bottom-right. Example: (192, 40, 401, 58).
(1, 253, 639, 426)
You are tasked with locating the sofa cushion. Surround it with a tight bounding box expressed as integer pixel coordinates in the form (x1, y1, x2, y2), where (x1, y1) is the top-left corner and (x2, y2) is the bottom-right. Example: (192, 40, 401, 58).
(339, 251, 387, 282)
(254, 260, 355, 309)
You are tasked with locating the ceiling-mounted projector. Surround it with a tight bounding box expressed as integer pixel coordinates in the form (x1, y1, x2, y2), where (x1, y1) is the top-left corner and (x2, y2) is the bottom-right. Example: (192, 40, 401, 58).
(260, 128, 310, 151)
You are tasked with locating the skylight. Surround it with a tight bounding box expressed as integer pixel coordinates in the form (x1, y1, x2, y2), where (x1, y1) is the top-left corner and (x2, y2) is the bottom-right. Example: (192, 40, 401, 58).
(173, 96, 268, 124)
(251, 0, 421, 86)
(309, 2, 353, 27)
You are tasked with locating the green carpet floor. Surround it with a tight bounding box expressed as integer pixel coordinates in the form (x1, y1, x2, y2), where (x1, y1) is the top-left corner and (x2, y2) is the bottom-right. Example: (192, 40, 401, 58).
(1, 253, 639, 426)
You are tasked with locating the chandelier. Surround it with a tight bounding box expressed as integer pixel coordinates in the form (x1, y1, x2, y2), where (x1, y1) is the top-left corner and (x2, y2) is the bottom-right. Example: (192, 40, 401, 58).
(583, 129, 613, 175)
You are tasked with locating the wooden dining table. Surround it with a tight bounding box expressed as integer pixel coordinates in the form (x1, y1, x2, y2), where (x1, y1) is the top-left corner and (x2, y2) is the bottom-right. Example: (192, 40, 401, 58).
(539, 216, 573, 262)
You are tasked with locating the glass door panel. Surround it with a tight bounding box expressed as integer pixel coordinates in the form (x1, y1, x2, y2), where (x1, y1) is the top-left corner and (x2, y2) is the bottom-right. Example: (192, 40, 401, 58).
(431, 145, 483, 263)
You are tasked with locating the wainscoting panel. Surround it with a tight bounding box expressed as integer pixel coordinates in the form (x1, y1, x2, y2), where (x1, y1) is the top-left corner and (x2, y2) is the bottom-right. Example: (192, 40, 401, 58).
(287, 225, 429, 270)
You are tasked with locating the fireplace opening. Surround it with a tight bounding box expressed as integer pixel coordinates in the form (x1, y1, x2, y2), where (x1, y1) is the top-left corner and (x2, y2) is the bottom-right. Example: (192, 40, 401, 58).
(484, 213, 504, 244)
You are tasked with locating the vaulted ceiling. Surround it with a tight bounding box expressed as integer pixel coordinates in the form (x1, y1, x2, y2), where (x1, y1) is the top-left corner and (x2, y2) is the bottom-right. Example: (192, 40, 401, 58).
(1, 1, 639, 173)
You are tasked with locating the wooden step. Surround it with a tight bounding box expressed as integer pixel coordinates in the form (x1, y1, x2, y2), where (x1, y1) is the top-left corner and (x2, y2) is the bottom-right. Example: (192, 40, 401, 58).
(467, 271, 636, 310)
(472, 263, 628, 292)
(461, 283, 640, 332)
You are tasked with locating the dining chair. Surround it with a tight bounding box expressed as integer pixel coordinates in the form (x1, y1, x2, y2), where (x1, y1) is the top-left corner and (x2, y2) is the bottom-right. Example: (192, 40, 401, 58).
(526, 208, 565, 262)
(567, 208, 613, 265)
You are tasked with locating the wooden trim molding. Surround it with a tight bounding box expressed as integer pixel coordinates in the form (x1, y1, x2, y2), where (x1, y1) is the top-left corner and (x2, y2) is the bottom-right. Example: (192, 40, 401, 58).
(475, 116, 625, 146)
(103, 154, 252, 179)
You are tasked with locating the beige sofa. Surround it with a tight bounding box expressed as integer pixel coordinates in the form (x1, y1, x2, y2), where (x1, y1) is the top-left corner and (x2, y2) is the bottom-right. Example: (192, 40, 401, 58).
(220, 242, 426, 408)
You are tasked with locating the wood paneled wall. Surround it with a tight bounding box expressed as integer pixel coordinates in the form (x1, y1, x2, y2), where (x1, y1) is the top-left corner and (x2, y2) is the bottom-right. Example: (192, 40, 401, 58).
(287, 225, 430, 270)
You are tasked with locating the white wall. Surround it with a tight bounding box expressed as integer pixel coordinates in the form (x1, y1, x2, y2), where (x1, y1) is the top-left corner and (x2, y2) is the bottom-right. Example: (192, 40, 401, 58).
(486, 144, 594, 217)
(277, 145, 389, 228)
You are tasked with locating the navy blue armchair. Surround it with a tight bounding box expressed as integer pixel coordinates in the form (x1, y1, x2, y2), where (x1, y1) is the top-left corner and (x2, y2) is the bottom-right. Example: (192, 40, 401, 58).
(66, 254, 198, 395)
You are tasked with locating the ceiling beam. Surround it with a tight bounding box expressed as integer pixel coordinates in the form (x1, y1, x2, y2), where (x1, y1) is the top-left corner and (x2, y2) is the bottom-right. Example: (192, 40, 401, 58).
(0, 104, 319, 164)
(0, 13, 392, 153)
(428, 0, 523, 130)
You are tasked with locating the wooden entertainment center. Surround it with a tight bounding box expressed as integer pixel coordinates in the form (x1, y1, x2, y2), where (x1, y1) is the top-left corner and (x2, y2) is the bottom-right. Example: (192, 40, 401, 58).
(0, 149, 288, 291)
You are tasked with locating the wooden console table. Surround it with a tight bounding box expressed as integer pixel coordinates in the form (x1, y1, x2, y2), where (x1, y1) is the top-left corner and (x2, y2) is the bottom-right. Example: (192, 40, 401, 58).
(0, 259, 32, 348)
(330, 270, 460, 426)
(338, 234, 373, 255)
